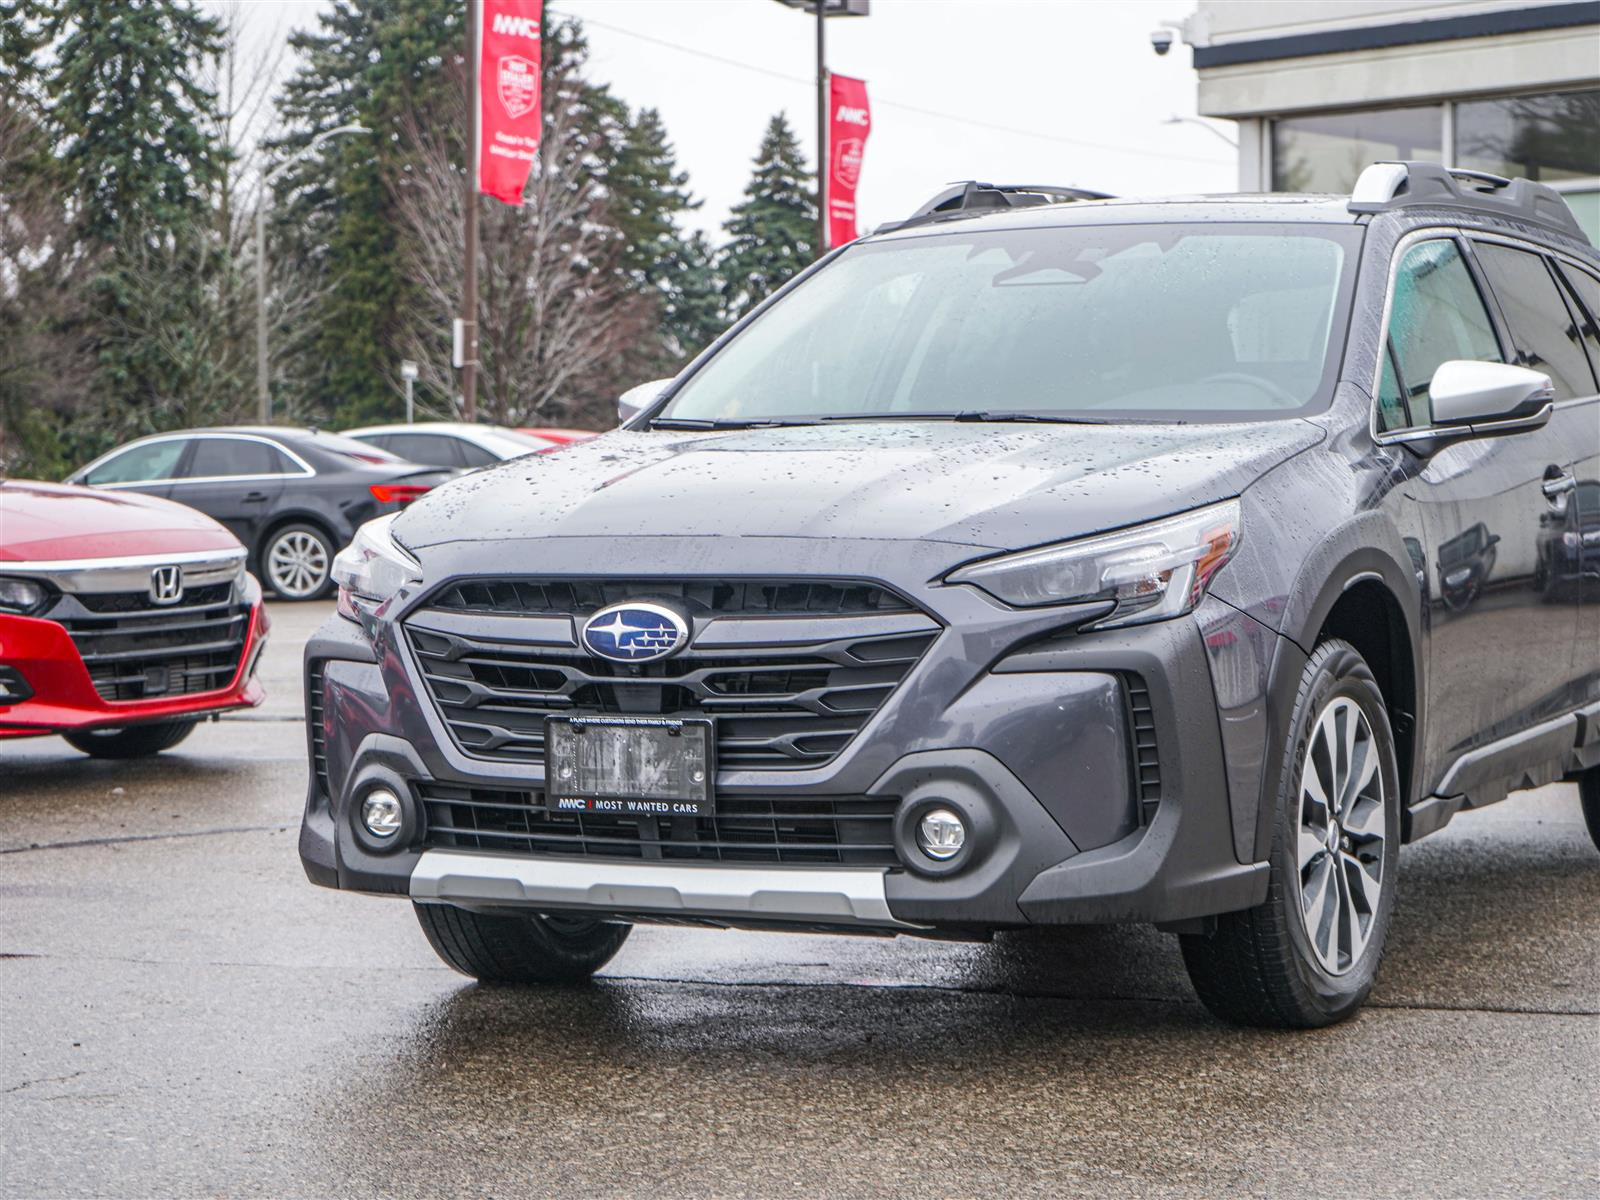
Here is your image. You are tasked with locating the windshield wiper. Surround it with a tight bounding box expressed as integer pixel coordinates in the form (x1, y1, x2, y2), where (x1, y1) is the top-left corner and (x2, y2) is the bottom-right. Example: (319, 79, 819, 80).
(819, 410, 1118, 425)
(649, 417, 820, 430)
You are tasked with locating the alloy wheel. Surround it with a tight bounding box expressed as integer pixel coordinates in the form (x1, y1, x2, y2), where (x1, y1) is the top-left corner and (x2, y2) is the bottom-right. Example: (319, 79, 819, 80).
(1296, 696, 1388, 976)
(267, 530, 329, 599)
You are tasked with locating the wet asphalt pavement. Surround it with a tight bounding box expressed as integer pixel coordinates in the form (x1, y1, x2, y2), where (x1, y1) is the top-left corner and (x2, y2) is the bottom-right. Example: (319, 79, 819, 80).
(2, 601, 1597, 1198)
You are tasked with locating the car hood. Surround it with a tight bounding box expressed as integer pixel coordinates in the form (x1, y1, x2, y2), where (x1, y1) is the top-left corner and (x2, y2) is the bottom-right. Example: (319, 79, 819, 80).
(394, 420, 1324, 554)
(0, 480, 240, 562)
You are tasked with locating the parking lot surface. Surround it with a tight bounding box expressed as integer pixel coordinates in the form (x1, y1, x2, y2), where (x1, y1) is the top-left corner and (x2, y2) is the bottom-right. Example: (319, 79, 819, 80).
(3, 600, 1597, 1198)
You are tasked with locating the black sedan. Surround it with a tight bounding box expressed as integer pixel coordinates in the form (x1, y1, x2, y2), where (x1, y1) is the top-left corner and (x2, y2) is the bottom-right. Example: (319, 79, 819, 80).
(67, 427, 450, 599)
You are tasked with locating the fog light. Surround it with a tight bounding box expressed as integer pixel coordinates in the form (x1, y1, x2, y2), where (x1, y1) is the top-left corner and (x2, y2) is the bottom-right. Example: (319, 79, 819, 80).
(361, 788, 404, 838)
(916, 807, 966, 861)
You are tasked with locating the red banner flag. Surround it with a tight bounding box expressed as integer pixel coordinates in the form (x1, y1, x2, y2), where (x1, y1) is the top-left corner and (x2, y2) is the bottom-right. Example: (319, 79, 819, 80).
(827, 74, 871, 246)
(478, 0, 543, 205)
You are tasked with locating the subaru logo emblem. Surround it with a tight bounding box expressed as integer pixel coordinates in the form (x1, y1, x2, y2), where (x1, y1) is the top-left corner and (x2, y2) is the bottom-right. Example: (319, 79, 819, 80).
(581, 602, 689, 663)
(149, 565, 184, 606)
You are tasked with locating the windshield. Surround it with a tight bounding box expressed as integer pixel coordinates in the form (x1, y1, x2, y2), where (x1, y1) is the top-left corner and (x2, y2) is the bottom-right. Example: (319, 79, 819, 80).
(658, 222, 1362, 425)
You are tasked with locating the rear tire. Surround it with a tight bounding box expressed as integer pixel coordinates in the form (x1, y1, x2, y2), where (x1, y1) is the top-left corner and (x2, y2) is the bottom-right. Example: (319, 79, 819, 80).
(1181, 639, 1401, 1028)
(63, 719, 198, 759)
(261, 522, 335, 600)
(1579, 769, 1600, 856)
(414, 902, 632, 984)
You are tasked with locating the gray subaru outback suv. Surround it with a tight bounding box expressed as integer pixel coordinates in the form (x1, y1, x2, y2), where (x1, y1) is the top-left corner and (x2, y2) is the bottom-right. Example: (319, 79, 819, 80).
(302, 163, 1600, 1027)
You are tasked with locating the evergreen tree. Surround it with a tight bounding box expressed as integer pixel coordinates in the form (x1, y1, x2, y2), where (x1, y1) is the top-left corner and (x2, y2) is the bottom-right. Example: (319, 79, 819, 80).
(35, 0, 224, 246)
(662, 230, 726, 362)
(606, 105, 723, 367)
(3, 0, 229, 452)
(718, 113, 816, 322)
(270, 0, 465, 425)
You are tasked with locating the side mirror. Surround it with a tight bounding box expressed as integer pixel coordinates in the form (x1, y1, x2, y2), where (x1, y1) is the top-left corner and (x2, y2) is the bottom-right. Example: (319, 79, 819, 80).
(616, 378, 671, 427)
(1429, 360, 1554, 431)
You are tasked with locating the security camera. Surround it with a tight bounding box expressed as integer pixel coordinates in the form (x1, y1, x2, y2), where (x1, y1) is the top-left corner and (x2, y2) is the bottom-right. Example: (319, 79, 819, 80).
(1150, 28, 1175, 55)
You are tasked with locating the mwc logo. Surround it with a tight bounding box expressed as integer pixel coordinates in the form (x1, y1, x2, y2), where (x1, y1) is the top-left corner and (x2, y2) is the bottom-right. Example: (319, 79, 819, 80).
(491, 12, 541, 39)
(835, 105, 870, 127)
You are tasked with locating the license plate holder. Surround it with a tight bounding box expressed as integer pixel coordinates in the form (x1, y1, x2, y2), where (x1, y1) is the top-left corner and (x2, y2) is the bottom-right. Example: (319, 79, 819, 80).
(544, 716, 714, 817)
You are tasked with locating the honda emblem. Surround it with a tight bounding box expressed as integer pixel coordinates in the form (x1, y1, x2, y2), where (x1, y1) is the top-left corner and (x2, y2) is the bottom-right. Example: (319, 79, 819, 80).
(149, 565, 184, 606)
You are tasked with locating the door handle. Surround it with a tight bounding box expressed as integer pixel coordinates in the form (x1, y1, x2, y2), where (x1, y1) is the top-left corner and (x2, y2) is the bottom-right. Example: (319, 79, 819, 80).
(241, 491, 270, 503)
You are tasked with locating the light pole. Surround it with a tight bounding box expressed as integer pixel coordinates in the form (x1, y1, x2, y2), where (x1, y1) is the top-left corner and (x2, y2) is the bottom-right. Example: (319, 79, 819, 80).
(773, 1, 869, 258)
(1163, 114, 1239, 149)
(255, 123, 370, 423)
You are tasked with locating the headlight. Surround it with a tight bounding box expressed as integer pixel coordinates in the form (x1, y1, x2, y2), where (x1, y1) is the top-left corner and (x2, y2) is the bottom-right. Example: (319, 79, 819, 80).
(0, 577, 50, 615)
(946, 499, 1241, 629)
(332, 514, 421, 621)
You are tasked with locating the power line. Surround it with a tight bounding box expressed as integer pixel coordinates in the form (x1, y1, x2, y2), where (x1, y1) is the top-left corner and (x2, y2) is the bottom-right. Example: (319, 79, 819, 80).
(550, 8, 1233, 168)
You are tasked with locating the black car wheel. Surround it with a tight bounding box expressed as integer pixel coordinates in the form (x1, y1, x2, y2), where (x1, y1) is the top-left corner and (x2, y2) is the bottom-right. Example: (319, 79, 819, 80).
(414, 902, 632, 984)
(1181, 639, 1401, 1028)
(1579, 769, 1600, 856)
(63, 719, 198, 759)
(262, 523, 335, 600)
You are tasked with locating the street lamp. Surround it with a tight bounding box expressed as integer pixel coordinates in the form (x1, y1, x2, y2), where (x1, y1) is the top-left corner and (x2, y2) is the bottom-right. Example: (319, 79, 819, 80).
(255, 123, 371, 423)
(1163, 114, 1239, 149)
(772, 0, 870, 258)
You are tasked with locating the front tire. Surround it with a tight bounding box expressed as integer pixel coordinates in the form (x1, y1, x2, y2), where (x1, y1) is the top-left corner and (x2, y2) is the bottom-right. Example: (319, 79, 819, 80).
(63, 719, 198, 759)
(261, 523, 335, 601)
(1579, 768, 1600, 856)
(1181, 639, 1401, 1028)
(414, 903, 632, 984)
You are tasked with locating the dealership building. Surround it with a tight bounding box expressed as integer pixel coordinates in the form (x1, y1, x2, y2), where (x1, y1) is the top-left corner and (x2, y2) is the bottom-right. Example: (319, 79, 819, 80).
(1180, 0, 1600, 242)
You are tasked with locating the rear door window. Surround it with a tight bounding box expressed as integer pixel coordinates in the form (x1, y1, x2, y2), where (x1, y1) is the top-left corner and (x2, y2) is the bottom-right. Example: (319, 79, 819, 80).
(1472, 243, 1598, 397)
(181, 438, 287, 478)
(455, 440, 499, 467)
(1554, 261, 1600, 377)
(83, 440, 187, 485)
(1380, 239, 1503, 430)
(379, 433, 465, 468)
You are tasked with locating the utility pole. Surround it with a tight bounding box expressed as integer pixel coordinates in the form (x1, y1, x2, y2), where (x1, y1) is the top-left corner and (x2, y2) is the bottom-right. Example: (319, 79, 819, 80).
(815, 3, 827, 259)
(773, 2, 869, 260)
(461, 0, 482, 421)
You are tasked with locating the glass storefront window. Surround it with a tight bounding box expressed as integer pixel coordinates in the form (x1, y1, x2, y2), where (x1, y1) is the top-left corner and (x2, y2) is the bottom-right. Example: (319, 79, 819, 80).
(1454, 89, 1600, 182)
(1271, 105, 1442, 193)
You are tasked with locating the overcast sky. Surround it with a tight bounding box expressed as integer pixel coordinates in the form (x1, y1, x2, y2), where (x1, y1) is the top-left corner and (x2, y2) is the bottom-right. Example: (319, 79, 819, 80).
(212, 0, 1231, 239)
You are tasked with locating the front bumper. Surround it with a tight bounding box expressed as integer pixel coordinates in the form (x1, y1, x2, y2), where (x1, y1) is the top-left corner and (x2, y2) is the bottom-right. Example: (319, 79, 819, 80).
(301, 540, 1278, 933)
(0, 580, 268, 737)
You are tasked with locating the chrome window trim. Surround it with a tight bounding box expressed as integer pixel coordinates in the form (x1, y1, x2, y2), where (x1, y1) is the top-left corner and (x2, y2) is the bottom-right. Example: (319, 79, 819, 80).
(1367, 226, 1476, 447)
(1368, 225, 1600, 448)
(0, 547, 246, 595)
(79, 433, 317, 489)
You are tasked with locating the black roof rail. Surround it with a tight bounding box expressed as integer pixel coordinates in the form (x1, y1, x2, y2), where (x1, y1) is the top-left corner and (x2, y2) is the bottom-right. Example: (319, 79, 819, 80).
(1348, 160, 1589, 242)
(875, 181, 1114, 234)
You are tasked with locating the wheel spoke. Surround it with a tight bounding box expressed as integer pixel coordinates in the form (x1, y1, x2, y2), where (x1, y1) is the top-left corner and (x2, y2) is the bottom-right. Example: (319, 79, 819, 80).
(1342, 793, 1385, 841)
(1343, 850, 1382, 918)
(1302, 855, 1337, 960)
(1340, 702, 1360, 810)
(1302, 767, 1332, 828)
(1298, 827, 1326, 871)
(1339, 853, 1374, 964)
(1349, 733, 1380, 803)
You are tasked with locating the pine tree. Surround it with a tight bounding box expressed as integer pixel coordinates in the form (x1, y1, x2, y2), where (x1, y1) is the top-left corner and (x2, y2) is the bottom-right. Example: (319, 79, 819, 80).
(718, 113, 817, 322)
(270, 0, 465, 425)
(606, 105, 723, 368)
(662, 230, 726, 362)
(35, 0, 224, 246)
(6, 0, 229, 451)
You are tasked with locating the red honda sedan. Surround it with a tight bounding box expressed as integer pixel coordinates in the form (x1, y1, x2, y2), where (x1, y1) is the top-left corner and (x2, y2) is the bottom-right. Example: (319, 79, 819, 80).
(0, 480, 269, 757)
